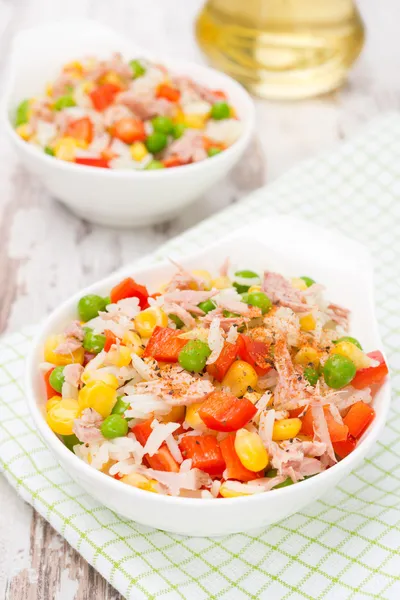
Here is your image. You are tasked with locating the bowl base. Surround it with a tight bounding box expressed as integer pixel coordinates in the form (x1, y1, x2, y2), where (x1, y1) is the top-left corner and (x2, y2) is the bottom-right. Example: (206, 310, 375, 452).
(65, 202, 182, 228)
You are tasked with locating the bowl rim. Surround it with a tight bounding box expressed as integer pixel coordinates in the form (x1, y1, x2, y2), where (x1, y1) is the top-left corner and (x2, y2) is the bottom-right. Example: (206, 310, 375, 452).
(25, 224, 392, 509)
(3, 23, 255, 178)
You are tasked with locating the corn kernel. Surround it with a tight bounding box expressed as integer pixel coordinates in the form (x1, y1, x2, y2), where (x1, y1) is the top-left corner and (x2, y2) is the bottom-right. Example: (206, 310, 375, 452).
(161, 405, 186, 424)
(100, 71, 123, 88)
(46, 398, 80, 436)
(82, 80, 95, 94)
(234, 429, 269, 471)
(243, 390, 263, 405)
(272, 418, 302, 441)
(78, 381, 117, 418)
(64, 60, 83, 74)
(107, 345, 132, 368)
(183, 113, 207, 129)
(219, 482, 250, 498)
(81, 371, 119, 389)
(130, 141, 148, 162)
(185, 402, 207, 430)
(191, 269, 213, 291)
(46, 396, 61, 412)
(299, 313, 316, 331)
(121, 472, 159, 492)
(211, 276, 231, 290)
(294, 346, 320, 368)
(134, 307, 168, 338)
(16, 124, 32, 141)
(44, 334, 84, 366)
(173, 108, 185, 124)
(45, 83, 53, 97)
(248, 285, 262, 293)
(330, 341, 371, 370)
(291, 277, 308, 291)
(222, 360, 258, 398)
(122, 331, 144, 355)
(53, 137, 78, 161)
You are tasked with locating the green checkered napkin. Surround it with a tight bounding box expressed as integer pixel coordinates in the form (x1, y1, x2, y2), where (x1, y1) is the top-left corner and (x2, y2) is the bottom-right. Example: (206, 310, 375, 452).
(1, 114, 400, 600)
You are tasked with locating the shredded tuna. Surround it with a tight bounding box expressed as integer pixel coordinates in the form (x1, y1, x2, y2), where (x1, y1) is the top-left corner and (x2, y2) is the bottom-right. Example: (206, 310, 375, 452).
(137, 467, 212, 496)
(262, 272, 311, 312)
(201, 308, 249, 331)
(327, 303, 350, 331)
(135, 365, 214, 406)
(219, 257, 230, 277)
(165, 129, 207, 163)
(164, 302, 196, 328)
(226, 325, 238, 344)
(259, 409, 275, 446)
(55, 338, 82, 355)
(117, 90, 175, 119)
(311, 403, 337, 464)
(63, 363, 83, 388)
(164, 289, 217, 305)
(73, 408, 104, 444)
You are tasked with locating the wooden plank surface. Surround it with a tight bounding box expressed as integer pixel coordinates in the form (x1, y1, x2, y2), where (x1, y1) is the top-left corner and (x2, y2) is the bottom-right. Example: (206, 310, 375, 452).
(0, 0, 399, 597)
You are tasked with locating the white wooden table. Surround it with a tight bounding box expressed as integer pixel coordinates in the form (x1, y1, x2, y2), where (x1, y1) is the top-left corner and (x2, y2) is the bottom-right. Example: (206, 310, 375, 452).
(0, 0, 399, 597)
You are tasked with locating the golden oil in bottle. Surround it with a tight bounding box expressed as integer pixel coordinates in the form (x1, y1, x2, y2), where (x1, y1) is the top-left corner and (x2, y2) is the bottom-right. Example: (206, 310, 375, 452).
(196, 0, 365, 99)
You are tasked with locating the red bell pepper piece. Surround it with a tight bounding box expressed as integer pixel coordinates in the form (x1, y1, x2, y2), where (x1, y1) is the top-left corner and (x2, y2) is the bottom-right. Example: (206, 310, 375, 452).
(198, 391, 257, 432)
(104, 330, 118, 352)
(44, 368, 61, 399)
(110, 277, 149, 309)
(65, 117, 94, 144)
(351, 351, 389, 390)
(300, 406, 349, 442)
(143, 327, 189, 362)
(112, 118, 146, 144)
(219, 434, 262, 482)
(333, 435, 357, 459)
(343, 401, 375, 439)
(162, 156, 186, 168)
(89, 83, 120, 111)
(156, 84, 180, 102)
(179, 435, 225, 476)
(75, 157, 110, 168)
(206, 340, 240, 382)
(132, 419, 179, 472)
(238, 334, 270, 375)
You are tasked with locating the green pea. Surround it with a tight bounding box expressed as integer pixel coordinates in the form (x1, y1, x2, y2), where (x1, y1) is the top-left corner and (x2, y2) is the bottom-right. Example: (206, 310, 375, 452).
(111, 397, 130, 417)
(223, 310, 239, 318)
(129, 59, 146, 78)
(103, 296, 111, 307)
(145, 160, 165, 170)
(210, 101, 231, 120)
(169, 314, 184, 329)
(235, 270, 259, 279)
(15, 99, 30, 126)
(101, 414, 129, 439)
(323, 354, 356, 389)
(62, 434, 82, 451)
(274, 478, 294, 489)
(145, 132, 168, 154)
(44, 146, 54, 156)
(266, 469, 278, 478)
(304, 366, 319, 386)
(333, 336, 363, 351)
(78, 294, 108, 322)
(83, 328, 106, 354)
(300, 276, 315, 288)
(178, 340, 211, 373)
(241, 292, 249, 303)
(207, 147, 222, 157)
(152, 116, 174, 135)
(247, 291, 272, 314)
(233, 282, 249, 294)
(53, 95, 76, 111)
(49, 366, 65, 393)
(172, 123, 187, 139)
(198, 299, 216, 314)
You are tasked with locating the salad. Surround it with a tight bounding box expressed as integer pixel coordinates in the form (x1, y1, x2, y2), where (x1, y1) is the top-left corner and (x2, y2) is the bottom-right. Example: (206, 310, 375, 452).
(14, 53, 241, 170)
(41, 263, 388, 499)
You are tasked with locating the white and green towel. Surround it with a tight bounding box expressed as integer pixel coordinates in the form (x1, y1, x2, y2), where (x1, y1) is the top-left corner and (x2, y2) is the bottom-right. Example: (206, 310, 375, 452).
(1, 114, 399, 599)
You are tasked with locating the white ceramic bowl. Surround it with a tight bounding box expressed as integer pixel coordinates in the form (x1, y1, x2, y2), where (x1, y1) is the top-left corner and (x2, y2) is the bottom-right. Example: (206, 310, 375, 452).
(25, 216, 391, 536)
(3, 20, 255, 228)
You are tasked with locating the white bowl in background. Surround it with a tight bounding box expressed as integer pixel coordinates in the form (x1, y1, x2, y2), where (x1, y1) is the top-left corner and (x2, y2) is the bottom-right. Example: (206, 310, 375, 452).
(25, 216, 391, 536)
(3, 20, 255, 228)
